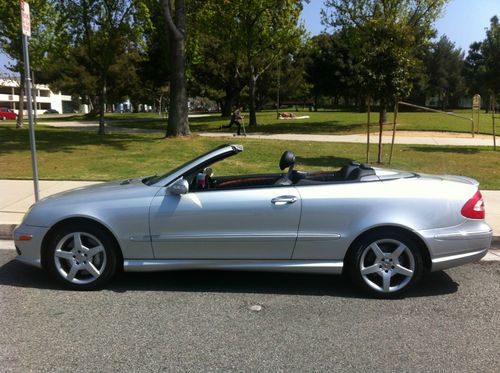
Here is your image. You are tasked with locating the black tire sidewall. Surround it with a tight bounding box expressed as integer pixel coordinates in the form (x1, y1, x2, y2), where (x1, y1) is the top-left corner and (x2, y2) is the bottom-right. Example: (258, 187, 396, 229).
(43, 223, 119, 290)
(348, 230, 424, 298)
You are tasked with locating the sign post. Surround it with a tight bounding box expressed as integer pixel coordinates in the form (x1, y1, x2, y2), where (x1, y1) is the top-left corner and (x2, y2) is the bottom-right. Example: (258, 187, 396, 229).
(20, 0, 40, 201)
(472, 94, 481, 135)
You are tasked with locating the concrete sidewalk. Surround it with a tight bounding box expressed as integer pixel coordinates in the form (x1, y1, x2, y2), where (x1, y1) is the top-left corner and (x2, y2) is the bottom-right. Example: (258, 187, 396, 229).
(40, 120, 499, 146)
(199, 131, 499, 146)
(0, 180, 499, 245)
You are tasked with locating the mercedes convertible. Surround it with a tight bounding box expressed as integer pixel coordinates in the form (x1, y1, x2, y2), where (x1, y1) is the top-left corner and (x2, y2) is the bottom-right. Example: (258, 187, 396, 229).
(14, 144, 492, 296)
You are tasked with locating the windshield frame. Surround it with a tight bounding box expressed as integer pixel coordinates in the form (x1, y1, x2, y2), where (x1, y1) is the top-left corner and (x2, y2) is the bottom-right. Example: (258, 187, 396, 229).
(144, 144, 243, 187)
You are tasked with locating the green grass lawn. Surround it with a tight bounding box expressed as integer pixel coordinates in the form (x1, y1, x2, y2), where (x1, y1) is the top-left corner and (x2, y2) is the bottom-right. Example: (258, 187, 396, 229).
(1, 126, 499, 189)
(45, 109, 496, 136)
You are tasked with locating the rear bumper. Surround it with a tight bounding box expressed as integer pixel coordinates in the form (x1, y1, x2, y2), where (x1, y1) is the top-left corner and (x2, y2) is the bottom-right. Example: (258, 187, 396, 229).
(417, 220, 492, 272)
(431, 248, 488, 271)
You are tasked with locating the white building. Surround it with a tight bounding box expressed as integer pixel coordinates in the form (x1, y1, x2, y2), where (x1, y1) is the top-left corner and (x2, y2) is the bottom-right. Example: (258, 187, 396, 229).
(0, 77, 73, 115)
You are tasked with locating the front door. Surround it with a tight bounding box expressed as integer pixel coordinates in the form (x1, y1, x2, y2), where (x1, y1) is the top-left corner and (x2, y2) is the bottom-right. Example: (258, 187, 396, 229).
(149, 186, 301, 259)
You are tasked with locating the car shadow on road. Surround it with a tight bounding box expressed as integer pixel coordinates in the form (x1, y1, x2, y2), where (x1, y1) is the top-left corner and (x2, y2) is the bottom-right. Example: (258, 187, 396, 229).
(0, 256, 458, 298)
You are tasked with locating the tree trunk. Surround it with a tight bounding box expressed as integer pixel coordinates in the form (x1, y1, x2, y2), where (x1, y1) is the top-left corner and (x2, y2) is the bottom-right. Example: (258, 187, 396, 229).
(221, 87, 238, 117)
(248, 74, 257, 126)
(377, 102, 387, 164)
(162, 0, 190, 137)
(98, 82, 106, 135)
(16, 78, 24, 128)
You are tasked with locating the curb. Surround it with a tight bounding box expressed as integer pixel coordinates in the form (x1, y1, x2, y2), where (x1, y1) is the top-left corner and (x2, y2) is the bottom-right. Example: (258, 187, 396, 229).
(0, 224, 17, 240)
(1, 223, 500, 248)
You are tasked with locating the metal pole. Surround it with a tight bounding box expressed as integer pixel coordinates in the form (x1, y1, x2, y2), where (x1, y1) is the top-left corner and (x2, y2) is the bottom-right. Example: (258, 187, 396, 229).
(22, 33, 40, 201)
(398, 101, 475, 138)
(366, 97, 371, 163)
(276, 60, 280, 119)
(493, 96, 497, 151)
(470, 100, 475, 138)
(477, 101, 480, 135)
(389, 100, 398, 165)
(31, 69, 37, 125)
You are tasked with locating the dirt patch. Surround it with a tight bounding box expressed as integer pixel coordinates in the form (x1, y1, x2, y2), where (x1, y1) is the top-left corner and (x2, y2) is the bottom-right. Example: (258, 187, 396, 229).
(383, 130, 494, 139)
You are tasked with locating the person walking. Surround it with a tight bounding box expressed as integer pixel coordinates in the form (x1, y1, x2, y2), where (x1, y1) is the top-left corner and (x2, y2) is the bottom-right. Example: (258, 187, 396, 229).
(221, 106, 244, 135)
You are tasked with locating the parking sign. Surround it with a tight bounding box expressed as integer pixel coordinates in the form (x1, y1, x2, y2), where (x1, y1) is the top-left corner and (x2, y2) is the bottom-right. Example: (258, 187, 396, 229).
(21, 0, 31, 37)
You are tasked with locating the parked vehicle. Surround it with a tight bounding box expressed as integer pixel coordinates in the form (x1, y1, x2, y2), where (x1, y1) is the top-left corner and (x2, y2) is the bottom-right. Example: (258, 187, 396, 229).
(14, 144, 492, 296)
(0, 107, 17, 120)
(43, 109, 59, 114)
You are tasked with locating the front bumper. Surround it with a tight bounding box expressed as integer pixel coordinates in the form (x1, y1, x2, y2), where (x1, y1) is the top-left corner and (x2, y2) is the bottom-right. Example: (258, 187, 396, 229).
(418, 220, 492, 272)
(13, 224, 49, 269)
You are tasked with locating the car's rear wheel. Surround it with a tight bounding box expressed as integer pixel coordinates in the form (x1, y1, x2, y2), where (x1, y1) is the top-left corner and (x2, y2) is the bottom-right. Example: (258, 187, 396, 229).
(348, 231, 423, 297)
(44, 224, 119, 290)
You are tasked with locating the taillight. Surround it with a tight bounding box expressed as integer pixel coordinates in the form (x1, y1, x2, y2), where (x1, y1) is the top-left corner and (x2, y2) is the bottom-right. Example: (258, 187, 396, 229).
(461, 190, 485, 219)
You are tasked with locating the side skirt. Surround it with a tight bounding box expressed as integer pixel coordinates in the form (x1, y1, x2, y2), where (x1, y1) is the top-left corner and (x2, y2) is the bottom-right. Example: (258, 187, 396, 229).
(123, 259, 344, 274)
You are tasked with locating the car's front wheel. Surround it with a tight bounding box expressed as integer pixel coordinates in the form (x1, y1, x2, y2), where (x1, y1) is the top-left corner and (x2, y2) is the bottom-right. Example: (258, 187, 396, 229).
(44, 224, 119, 290)
(348, 231, 424, 297)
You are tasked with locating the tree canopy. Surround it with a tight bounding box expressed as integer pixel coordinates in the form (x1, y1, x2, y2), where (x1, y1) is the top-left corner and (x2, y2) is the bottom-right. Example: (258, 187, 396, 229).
(322, 0, 449, 162)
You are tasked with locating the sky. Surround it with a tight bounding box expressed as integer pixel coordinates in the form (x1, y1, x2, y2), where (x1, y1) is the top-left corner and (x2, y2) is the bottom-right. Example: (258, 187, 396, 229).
(1, 0, 500, 74)
(302, 0, 500, 50)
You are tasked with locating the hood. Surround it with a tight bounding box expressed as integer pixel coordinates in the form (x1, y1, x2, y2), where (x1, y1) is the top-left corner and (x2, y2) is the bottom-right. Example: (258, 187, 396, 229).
(23, 177, 160, 227)
(40, 178, 146, 202)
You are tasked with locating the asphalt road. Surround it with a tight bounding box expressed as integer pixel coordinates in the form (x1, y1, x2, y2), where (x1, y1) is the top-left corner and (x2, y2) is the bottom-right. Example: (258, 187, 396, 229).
(1, 242, 500, 372)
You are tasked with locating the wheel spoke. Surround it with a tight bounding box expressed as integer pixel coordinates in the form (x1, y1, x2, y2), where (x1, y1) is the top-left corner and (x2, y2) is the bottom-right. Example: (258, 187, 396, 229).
(87, 245, 104, 258)
(55, 250, 74, 260)
(393, 264, 413, 277)
(361, 264, 381, 275)
(382, 272, 391, 292)
(390, 243, 407, 260)
(73, 233, 83, 251)
(66, 265, 79, 281)
(85, 262, 101, 278)
(370, 243, 385, 259)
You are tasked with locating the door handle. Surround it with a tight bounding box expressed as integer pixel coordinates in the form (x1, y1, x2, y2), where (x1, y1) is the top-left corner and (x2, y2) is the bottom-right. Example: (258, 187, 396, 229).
(271, 195, 298, 206)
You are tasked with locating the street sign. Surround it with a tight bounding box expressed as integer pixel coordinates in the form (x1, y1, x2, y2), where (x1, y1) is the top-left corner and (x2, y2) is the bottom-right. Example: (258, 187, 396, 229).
(20, 0, 31, 37)
(472, 94, 481, 110)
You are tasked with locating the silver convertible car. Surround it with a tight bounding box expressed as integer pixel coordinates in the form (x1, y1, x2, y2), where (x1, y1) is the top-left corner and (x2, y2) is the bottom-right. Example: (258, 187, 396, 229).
(14, 144, 492, 296)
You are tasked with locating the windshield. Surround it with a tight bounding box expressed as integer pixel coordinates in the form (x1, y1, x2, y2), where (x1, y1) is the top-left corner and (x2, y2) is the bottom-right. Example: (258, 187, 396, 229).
(143, 145, 236, 186)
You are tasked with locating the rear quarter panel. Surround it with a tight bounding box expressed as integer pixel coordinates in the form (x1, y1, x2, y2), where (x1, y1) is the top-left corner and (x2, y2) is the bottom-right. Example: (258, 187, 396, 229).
(293, 177, 477, 260)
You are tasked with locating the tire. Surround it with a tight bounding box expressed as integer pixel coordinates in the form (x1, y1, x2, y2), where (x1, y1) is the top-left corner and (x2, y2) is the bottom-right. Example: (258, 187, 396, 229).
(43, 223, 119, 290)
(347, 230, 424, 298)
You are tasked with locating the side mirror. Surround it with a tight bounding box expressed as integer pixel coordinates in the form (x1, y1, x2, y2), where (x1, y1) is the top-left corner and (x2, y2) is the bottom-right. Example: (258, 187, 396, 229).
(167, 178, 189, 195)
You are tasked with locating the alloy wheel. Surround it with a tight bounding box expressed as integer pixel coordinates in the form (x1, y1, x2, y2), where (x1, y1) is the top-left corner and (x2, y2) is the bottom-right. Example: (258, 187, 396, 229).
(359, 238, 415, 293)
(54, 232, 107, 285)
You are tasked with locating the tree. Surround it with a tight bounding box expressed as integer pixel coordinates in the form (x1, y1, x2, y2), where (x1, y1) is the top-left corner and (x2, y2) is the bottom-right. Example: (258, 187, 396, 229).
(304, 32, 362, 108)
(322, 0, 448, 163)
(0, 0, 56, 127)
(464, 41, 486, 104)
(190, 32, 246, 117)
(51, 0, 150, 134)
(255, 49, 311, 111)
(160, 0, 190, 136)
(240, 0, 304, 126)
(464, 16, 500, 111)
(481, 16, 500, 106)
(201, 0, 304, 127)
(426, 36, 465, 109)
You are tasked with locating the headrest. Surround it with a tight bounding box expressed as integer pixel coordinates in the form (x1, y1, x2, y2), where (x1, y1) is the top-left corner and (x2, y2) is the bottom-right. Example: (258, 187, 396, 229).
(279, 150, 296, 170)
